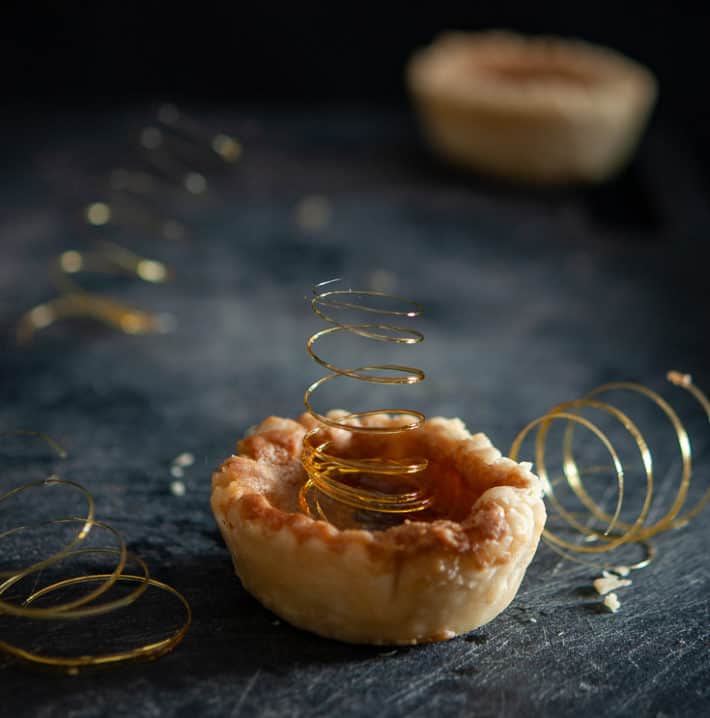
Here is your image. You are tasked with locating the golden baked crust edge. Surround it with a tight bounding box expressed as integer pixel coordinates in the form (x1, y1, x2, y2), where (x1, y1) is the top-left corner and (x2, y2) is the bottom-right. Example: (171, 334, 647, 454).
(211, 414, 546, 644)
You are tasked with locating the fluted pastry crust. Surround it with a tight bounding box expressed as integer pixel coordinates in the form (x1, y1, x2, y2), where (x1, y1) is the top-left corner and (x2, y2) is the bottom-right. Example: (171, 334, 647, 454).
(407, 31, 657, 183)
(211, 412, 546, 644)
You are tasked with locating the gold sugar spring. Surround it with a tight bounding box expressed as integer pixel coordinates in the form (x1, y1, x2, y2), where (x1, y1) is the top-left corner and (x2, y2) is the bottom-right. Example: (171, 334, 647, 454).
(299, 280, 431, 522)
(509, 371, 710, 572)
(16, 104, 241, 344)
(0, 431, 191, 673)
(298, 281, 710, 575)
(16, 241, 174, 345)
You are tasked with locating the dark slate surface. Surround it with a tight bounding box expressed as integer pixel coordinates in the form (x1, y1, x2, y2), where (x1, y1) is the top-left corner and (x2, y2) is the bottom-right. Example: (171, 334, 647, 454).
(1, 107, 709, 717)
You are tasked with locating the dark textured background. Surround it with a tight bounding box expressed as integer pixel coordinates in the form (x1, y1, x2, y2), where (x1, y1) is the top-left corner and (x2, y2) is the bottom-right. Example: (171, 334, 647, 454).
(2, 3, 710, 714)
(4, 2, 710, 175)
(0, 104, 709, 716)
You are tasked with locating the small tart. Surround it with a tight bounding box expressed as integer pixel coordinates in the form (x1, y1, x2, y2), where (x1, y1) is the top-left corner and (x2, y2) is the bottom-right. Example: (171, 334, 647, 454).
(211, 413, 546, 645)
(407, 31, 657, 184)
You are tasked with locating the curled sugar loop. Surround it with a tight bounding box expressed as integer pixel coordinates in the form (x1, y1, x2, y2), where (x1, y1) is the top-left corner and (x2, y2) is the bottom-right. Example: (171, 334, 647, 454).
(0, 431, 191, 673)
(509, 372, 710, 571)
(299, 280, 431, 519)
(16, 242, 173, 344)
(16, 104, 241, 345)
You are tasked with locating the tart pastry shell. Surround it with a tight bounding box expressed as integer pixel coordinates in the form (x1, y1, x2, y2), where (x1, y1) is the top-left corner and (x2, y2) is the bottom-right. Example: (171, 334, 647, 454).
(407, 31, 657, 184)
(211, 413, 546, 645)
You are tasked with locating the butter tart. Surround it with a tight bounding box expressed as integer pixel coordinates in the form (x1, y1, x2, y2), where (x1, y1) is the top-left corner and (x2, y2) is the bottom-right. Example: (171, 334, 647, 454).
(407, 31, 657, 183)
(211, 412, 546, 645)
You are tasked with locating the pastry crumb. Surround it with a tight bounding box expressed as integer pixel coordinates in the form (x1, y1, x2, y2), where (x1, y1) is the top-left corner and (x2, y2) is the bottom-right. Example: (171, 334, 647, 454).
(594, 570, 632, 595)
(603, 592, 620, 613)
(667, 371, 692, 388)
(170, 465, 184, 478)
(173, 452, 195, 468)
(170, 480, 186, 497)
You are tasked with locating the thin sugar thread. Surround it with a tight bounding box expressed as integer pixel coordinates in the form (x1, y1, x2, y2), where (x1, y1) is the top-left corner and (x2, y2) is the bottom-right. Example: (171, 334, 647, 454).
(509, 371, 710, 571)
(16, 104, 240, 344)
(299, 280, 431, 519)
(297, 282, 709, 572)
(0, 431, 191, 673)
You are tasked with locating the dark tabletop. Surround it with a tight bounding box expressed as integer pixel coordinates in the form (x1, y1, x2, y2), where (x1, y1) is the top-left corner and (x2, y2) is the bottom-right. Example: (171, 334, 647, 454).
(1, 106, 709, 717)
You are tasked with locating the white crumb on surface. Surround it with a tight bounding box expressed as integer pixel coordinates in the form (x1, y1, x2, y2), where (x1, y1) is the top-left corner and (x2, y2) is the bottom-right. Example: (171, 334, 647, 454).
(170, 465, 184, 478)
(170, 480, 186, 497)
(594, 570, 632, 595)
(603, 592, 621, 613)
(173, 452, 194, 467)
(611, 565, 631, 577)
(529, 617, 537, 623)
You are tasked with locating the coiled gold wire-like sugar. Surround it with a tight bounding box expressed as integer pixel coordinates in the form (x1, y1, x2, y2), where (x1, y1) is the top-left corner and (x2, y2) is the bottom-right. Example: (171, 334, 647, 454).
(16, 241, 173, 345)
(299, 280, 431, 520)
(298, 281, 709, 571)
(16, 105, 240, 345)
(0, 431, 191, 673)
(509, 371, 710, 571)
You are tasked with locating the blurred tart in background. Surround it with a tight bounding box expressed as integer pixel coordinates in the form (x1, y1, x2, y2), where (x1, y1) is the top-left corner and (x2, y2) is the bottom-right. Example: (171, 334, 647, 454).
(407, 31, 657, 184)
